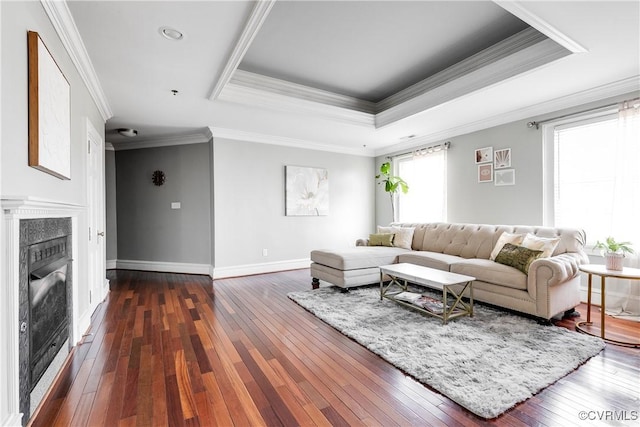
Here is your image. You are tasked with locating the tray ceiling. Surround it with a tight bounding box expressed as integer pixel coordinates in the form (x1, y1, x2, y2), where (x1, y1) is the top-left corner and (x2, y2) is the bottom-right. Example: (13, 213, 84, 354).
(239, 1, 529, 103)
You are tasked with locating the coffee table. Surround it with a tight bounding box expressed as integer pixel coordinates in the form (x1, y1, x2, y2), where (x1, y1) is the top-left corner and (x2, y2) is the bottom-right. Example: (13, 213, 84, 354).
(380, 263, 475, 324)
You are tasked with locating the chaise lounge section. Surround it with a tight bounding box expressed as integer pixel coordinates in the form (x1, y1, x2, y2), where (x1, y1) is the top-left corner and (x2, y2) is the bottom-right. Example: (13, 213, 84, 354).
(310, 222, 589, 320)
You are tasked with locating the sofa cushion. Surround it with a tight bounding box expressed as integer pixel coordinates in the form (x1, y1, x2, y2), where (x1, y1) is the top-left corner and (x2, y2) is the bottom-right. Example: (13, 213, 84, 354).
(521, 233, 560, 258)
(450, 258, 528, 290)
(494, 243, 543, 274)
(377, 226, 415, 249)
(397, 251, 465, 272)
(368, 233, 395, 247)
(311, 247, 410, 270)
(489, 231, 526, 260)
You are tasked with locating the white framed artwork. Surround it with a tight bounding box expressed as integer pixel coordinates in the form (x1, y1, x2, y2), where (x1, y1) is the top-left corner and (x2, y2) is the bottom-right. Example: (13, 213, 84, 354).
(285, 166, 329, 216)
(475, 147, 493, 164)
(495, 169, 516, 186)
(478, 164, 493, 183)
(494, 148, 511, 169)
(28, 31, 71, 180)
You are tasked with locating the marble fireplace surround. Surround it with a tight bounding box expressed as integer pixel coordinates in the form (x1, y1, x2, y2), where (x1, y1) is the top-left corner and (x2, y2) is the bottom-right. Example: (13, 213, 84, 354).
(2, 197, 83, 426)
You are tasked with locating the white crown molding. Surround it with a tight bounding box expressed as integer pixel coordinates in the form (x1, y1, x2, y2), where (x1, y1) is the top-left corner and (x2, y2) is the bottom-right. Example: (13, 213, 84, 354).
(109, 132, 211, 151)
(209, 126, 376, 157)
(40, 0, 113, 121)
(377, 28, 547, 112)
(494, 1, 588, 54)
(105, 142, 115, 151)
(230, 70, 377, 114)
(220, 28, 570, 130)
(376, 76, 640, 157)
(209, 0, 276, 100)
(221, 80, 375, 127)
(376, 33, 570, 128)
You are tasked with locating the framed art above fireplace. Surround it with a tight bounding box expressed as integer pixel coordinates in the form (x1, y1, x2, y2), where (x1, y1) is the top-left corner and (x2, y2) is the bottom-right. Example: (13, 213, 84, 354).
(27, 31, 71, 180)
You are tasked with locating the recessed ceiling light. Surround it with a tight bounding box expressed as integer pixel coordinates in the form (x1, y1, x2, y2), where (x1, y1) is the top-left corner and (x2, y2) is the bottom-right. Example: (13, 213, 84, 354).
(117, 128, 138, 137)
(159, 26, 183, 41)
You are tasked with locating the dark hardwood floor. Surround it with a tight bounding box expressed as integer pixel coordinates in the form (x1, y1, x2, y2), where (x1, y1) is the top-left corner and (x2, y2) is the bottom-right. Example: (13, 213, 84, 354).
(30, 269, 639, 426)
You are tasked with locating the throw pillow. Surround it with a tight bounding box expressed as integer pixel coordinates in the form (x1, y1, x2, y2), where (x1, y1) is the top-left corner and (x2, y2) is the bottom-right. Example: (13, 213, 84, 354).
(521, 233, 561, 258)
(368, 233, 395, 247)
(377, 226, 415, 249)
(489, 231, 526, 261)
(494, 243, 543, 274)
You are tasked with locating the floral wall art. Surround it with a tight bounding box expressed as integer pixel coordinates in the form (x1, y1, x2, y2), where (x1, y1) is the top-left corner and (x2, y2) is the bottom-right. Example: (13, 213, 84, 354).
(285, 166, 329, 216)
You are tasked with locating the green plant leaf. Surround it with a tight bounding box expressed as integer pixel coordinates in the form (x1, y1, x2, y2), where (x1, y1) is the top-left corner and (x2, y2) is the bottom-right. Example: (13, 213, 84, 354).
(380, 162, 391, 175)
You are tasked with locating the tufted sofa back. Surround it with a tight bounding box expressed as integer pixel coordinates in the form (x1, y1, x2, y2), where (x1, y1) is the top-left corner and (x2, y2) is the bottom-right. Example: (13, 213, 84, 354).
(390, 222, 587, 260)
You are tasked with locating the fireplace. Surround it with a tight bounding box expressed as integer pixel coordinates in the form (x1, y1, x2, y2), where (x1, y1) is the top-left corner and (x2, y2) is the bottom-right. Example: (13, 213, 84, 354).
(27, 236, 71, 387)
(18, 217, 72, 423)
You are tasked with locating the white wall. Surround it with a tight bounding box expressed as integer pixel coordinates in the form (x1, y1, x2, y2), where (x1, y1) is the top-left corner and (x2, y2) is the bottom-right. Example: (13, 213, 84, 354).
(213, 138, 375, 277)
(1, 2, 104, 424)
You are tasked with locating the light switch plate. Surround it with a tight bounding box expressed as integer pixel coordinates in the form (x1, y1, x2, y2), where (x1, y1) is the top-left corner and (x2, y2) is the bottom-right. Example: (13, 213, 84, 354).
(171, 202, 181, 209)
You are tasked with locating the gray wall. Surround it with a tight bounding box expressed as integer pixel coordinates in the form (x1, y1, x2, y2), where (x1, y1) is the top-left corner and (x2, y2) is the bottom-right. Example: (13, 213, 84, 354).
(213, 138, 375, 268)
(376, 92, 639, 226)
(105, 148, 117, 262)
(446, 120, 542, 225)
(115, 143, 211, 264)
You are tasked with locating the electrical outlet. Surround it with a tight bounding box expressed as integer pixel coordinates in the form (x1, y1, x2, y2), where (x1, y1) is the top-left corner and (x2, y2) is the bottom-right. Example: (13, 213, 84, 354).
(262, 249, 268, 257)
(171, 202, 181, 209)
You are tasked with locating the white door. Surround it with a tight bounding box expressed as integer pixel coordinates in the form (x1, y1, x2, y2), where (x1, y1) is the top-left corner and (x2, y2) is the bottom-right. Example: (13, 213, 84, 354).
(86, 119, 106, 311)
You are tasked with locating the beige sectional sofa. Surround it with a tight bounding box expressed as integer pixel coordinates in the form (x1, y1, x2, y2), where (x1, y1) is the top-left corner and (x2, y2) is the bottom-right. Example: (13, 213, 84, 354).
(310, 222, 589, 320)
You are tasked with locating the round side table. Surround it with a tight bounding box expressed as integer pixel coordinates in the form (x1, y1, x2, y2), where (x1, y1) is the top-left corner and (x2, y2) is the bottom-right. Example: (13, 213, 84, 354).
(577, 264, 640, 347)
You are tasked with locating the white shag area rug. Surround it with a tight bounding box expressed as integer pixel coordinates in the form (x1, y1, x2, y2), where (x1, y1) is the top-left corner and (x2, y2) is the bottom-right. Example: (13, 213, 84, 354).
(288, 285, 605, 419)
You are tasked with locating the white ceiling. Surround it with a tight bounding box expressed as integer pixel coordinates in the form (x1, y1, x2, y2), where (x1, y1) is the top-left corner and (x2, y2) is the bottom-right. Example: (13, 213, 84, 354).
(64, 0, 640, 156)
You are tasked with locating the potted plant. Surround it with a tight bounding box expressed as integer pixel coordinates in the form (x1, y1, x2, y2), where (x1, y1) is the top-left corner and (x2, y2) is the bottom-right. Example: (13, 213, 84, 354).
(594, 237, 634, 271)
(376, 161, 408, 222)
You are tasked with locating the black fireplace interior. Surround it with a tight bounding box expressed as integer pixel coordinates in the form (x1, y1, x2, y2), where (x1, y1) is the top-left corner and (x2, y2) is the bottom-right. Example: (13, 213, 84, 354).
(28, 237, 70, 387)
(19, 217, 73, 424)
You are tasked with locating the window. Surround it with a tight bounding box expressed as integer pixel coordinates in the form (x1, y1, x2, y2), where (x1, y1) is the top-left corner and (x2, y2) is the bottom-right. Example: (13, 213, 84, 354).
(394, 150, 447, 223)
(544, 104, 640, 245)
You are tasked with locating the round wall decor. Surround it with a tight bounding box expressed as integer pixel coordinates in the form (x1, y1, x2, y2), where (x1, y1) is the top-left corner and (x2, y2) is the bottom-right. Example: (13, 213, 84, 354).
(152, 170, 166, 186)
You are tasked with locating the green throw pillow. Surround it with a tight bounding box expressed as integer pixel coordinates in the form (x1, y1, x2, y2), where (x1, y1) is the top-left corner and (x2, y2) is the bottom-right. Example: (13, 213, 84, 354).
(494, 243, 543, 274)
(369, 233, 395, 247)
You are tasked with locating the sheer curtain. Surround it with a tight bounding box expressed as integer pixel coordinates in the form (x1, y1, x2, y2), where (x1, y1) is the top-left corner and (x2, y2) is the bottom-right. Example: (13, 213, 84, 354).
(395, 149, 447, 223)
(606, 98, 640, 320)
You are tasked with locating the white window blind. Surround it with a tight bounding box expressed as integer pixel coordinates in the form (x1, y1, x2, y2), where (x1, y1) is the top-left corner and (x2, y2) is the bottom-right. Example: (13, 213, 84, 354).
(395, 151, 447, 223)
(552, 112, 639, 244)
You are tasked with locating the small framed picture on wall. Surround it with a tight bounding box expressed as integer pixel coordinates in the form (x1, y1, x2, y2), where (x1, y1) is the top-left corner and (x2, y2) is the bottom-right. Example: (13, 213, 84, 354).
(495, 169, 516, 186)
(494, 148, 511, 169)
(478, 164, 493, 183)
(475, 147, 493, 164)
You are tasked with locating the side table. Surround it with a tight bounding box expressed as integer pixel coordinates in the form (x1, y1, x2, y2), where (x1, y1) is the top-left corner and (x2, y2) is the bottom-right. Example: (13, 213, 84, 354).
(577, 264, 640, 347)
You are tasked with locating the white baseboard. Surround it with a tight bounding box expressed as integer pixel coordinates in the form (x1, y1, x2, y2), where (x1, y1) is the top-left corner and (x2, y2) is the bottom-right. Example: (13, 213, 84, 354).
(105, 259, 116, 269)
(115, 259, 211, 275)
(108, 258, 311, 279)
(74, 308, 92, 346)
(213, 258, 310, 279)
